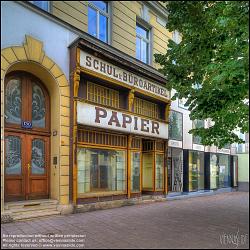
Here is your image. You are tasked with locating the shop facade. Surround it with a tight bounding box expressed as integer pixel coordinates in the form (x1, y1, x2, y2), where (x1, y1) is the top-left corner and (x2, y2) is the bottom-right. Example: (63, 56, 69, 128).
(69, 39, 171, 204)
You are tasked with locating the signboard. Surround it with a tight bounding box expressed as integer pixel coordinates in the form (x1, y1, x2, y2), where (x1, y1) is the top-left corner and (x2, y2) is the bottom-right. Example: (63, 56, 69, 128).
(193, 144, 205, 151)
(168, 140, 182, 148)
(80, 50, 170, 100)
(217, 148, 230, 154)
(77, 102, 168, 139)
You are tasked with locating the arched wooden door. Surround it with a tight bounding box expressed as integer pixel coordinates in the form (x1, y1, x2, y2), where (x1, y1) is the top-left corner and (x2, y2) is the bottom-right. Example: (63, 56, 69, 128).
(4, 71, 50, 201)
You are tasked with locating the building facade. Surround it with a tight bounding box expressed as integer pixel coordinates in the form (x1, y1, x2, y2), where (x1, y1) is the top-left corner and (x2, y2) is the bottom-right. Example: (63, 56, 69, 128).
(1, 1, 243, 221)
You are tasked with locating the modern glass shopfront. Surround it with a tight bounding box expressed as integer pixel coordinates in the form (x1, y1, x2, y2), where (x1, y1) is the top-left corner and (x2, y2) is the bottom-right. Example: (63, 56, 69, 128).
(209, 153, 231, 189)
(183, 150, 205, 192)
(167, 148, 183, 192)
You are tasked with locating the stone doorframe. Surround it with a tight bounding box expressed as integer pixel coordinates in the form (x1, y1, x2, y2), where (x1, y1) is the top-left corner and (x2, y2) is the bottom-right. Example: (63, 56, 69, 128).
(1, 35, 72, 214)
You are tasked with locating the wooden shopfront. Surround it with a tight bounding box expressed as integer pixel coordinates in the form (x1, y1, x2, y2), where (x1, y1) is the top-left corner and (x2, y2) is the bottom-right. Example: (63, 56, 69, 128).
(69, 38, 171, 204)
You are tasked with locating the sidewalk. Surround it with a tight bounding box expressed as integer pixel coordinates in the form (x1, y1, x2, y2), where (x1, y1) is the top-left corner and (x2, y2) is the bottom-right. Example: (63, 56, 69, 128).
(1, 192, 249, 249)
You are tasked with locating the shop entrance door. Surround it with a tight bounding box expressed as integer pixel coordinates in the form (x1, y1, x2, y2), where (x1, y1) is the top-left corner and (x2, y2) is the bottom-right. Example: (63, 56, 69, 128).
(4, 132, 49, 201)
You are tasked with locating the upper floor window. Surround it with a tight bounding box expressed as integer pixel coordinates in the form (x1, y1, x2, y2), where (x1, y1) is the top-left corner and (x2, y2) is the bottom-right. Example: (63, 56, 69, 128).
(136, 23, 150, 64)
(134, 97, 160, 119)
(169, 111, 183, 141)
(87, 81, 119, 108)
(88, 1, 109, 43)
(29, 1, 50, 12)
(193, 119, 205, 145)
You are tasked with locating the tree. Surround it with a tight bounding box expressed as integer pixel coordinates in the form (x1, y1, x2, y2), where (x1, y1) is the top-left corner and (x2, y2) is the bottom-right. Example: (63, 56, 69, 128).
(155, 1, 249, 148)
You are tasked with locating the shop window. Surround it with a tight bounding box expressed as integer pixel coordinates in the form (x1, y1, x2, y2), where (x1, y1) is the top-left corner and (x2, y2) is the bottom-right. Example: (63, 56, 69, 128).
(136, 23, 150, 64)
(29, 1, 50, 12)
(88, 1, 110, 43)
(218, 154, 230, 188)
(134, 97, 160, 119)
(210, 154, 219, 189)
(169, 111, 183, 141)
(188, 151, 204, 191)
(87, 81, 119, 108)
(168, 148, 183, 192)
(131, 152, 141, 192)
(77, 148, 126, 194)
(155, 154, 164, 190)
(193, 120, 205, 145)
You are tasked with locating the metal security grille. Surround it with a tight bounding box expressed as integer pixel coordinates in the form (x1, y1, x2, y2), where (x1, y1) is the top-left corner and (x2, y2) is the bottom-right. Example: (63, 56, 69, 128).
(131, 137, 141, 149)
(78, 129, 127, 148)
(134, 97, 159, 119)
(87, 81, 119, 108)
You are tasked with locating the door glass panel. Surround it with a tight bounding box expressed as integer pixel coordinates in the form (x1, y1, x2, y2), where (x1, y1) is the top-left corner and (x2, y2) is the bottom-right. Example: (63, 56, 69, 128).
(131, 152, 140, 192)
(31, 139, 45, 174)
(5, 136, 22, 175)
(5, 79, 22, 125)
(142, 153, 153, 189)
(155, 154, 164, 190)
(32, 83, 45, 128)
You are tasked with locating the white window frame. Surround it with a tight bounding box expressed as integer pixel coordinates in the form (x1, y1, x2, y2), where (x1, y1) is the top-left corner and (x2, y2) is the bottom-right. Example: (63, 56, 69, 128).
(136, 22, 151, 65)
(29, 1, 50, 12)
(88, 1, 111, 44)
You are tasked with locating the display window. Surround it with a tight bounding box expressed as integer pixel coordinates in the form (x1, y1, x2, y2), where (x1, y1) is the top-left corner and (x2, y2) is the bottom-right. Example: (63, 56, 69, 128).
(77, 148, 126, 195)
(188, 151, 204, 191)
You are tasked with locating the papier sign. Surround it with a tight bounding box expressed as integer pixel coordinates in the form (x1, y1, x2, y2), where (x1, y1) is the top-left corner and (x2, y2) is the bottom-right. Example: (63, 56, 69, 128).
(77, 102, 168, 139)
(80, 50, 170, 100)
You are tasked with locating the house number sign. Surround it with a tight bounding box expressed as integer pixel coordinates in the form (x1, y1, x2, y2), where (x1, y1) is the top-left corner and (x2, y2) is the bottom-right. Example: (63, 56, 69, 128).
(22, 121, 32, 129)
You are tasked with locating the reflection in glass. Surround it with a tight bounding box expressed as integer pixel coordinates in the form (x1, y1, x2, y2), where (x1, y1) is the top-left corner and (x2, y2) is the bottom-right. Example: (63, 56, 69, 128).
(31, 139, 45, 174)
(32, 83, 45, 128)
(155, 154, 164, 190)
(136, 37, 141, 60)
(30, 1, 49, 11)
(131, 152, 140, 192)
(5, 79, 22, 125)
(189, 151, 204, 191)
(218, 154, 230, 188)
(210, 154, 219, 189)
(88, 7, 97, 37)
(193, 120, 204, 145)
(5, 136, 22, 175)
(141, 40, 148, 64)
(77, 148, 126, 194)
(171, 148, 183, 192)
(99, 14, 107, 42)
(136, 25, 148, 39)
(142, 153, 153, 189)
(169, 111, 183, 141)
(89, 1, 107, 11)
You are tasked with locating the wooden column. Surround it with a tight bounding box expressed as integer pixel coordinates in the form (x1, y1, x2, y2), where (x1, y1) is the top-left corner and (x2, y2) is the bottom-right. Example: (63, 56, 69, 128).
(128, 88, 135, 112)
(72, 48, 81, 205)
(127, 135, 132, 199)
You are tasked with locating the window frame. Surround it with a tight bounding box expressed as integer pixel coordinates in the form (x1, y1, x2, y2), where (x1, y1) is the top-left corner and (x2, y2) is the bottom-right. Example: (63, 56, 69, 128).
(136, 19, 152, 65)
(169, 110, 183, 142)
(29, 1, 51, 12)
(87, 1, 111, 44)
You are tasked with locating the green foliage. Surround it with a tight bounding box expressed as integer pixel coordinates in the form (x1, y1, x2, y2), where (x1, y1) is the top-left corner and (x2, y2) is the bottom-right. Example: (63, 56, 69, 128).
(155, 1, 249, 148)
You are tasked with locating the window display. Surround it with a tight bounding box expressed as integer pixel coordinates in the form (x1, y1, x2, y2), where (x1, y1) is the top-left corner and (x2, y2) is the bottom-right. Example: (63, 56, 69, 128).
(155, 154, 164, 190)
(210, 154, 219, 189)
(77, 148, 126, 194)
(218, 154, 230, 188)
(188, 151, 204, 191)
(131, 152, 141, 192)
